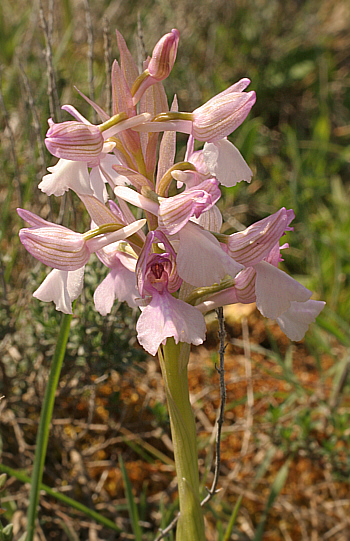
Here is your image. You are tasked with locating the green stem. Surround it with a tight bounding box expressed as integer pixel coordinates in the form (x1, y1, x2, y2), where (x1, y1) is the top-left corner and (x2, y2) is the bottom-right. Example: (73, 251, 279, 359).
(159, 339, 206, 541)
(26, 311, 74, 541)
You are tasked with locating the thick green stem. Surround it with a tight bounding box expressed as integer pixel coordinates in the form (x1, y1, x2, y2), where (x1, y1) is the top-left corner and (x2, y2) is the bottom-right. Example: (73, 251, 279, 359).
(26, 311, 73, 541)
(159, 339, 206, 541)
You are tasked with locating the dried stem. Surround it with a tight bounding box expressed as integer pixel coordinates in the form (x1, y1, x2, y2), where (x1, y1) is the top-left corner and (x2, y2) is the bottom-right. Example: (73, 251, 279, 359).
(83, 0, 96, 123)
(39, 0, 61, 121)
(137, 13, 147, 72)
(103, 17, 112, 117)
(17, 62, 47, 176)
(0, 64, 22, 208)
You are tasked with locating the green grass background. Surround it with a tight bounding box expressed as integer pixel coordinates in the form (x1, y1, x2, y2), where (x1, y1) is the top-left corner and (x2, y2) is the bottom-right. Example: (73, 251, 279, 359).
(1, 0, 350, 539)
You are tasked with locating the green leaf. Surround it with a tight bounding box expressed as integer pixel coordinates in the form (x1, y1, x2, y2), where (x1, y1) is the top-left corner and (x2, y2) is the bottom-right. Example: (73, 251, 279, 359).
(118, 455, 142, 541)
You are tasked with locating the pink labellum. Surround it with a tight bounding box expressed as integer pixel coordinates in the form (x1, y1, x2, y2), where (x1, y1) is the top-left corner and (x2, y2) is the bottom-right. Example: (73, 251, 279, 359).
(136, 290, 206, 356)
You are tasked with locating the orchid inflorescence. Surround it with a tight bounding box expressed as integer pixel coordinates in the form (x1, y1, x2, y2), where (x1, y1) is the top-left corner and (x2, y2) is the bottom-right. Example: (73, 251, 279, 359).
(18, 28, 325, 356)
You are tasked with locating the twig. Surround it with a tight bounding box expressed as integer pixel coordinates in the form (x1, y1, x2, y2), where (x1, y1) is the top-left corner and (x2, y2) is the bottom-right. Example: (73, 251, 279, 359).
(201, 306, 226, 504)
(137, 13, 147, 72)
(17, 62, 47, 175)
(155, 307, 227, 541)
(83, 0, 96, 123)
(17, 60, 52, 222)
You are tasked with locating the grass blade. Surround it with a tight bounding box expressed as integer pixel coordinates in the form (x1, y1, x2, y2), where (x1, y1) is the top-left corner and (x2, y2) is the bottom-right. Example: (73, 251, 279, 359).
(223, 495, 243, 541)
(26, 310, 74, 541)
(253, 458, 292, 541)
(118, 455, 142, 541)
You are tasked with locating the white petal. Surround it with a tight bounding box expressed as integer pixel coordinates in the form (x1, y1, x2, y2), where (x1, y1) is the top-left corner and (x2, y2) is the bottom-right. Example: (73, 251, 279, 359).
(33, 268, 84, 314)
(276, 300, 326, 341)
(203, 139, 252, 187)
(177, 222, 243, 287)
(90, 167, 109, 202)
(114, 186, 159, 215)
(39, 159, 93, 197)
(255, 261, 312, 320)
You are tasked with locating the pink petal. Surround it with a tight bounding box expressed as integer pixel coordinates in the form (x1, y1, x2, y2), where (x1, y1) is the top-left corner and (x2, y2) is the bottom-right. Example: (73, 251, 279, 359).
(255, 261, 312, 320)
(205, 79, 252, 104)
(192, 91, 256, 142)
(94, 264, 138, 315)
(158, 180, 220, 235)
(227, 208, 291, 266)
(191, 205, 223, 233)
(148, 29, 179, 81)
(19, 226, 90, 271)
(136, 290, 206, 356)
(156, 95, 178, 190)
(177, 222, 243, 287)
(276, 300, 326, 341)
(18, 208, 64, 229)
(114, 186, 159, 215)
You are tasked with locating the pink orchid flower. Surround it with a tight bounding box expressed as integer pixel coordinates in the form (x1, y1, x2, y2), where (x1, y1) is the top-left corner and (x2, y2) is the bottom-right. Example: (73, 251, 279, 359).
(196, 240, 325, 341)
(135, 231, 206, 355)
(18, 207, 145, 271)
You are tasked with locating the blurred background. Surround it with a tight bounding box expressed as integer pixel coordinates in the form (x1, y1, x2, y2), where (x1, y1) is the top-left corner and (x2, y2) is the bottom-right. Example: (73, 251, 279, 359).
(0, 0, 350, 539)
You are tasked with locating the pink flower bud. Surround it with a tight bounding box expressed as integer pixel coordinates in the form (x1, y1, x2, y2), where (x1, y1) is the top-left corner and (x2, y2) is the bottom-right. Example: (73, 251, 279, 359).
(45, 119, 104, 161)
(192, 82, 256, 142)
(148, 29, 180, 81)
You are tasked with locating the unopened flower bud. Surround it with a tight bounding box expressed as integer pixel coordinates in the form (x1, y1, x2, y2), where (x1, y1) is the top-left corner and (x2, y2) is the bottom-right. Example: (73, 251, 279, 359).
(45, 119, 104, 161)
(131, 29, 180, 105)
(148, 29, 180, 81)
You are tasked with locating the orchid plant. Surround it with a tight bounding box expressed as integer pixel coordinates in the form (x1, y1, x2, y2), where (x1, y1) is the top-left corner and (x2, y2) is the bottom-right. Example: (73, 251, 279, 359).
(18, 28, 325, 541)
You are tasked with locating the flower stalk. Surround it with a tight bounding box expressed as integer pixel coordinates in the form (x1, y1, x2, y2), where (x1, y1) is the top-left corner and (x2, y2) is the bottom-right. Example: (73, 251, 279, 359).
(26, 310, 74, 541)
(158, 339, 206, 541)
